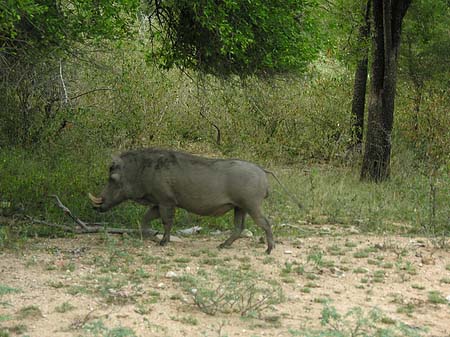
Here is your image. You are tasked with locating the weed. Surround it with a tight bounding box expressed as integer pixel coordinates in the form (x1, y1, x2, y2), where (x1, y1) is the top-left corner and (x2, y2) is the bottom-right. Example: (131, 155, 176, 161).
(25, 256, 38, 267)
(427, 291, 447, 304)
(190, 250, 202, 257)
(382, 262, 394, 269)
(305, 282, 319, 288)
(344, 241, 358, 248)
(106, 327, 137, 337)
(294, 265, 305, 275)
(262, 256, 275, 264)
(411, 284, 425, 290)
(142, 255, 162, 264)
(45, 263, 57, 271)
(397, 303, 415, 316)
(327, 244, 345, 256)
(381, 316, 396, 325)
(200, 257, 224, 266)
(282, 277, 295, 284)
(171, 315, 198, 325)
(55, 302, 75, 313)
(8, 324, 27, 335)
(169, 293, 184, 301)
(134, 303, 152, 315)
(130, 268, 150, 282)
(178, 268, 284, 317)
(0, 285, 21, 296)
(17, 305, 42, 319)
(319, 305, 424, 336)
(281, 261, 293, 276)
(353, 250, 369, 258)
(48, 281, 65, 289)
(96, 276, 143, 304)
(353, 267, 369, 274)
(201, 249, 218, 257)
(306, 273, 319, 280)
(307, 248, 325, 267)
(367, 258, 381, 266)
(397, 261, 417, 275)
(313, 297, 330, 304)
(373, 270, 385, 283)
(67, 285, 89, 296)
(439, 277, 450, 284)
(0, 315, 12, 322)
(83, 319, 137, 337)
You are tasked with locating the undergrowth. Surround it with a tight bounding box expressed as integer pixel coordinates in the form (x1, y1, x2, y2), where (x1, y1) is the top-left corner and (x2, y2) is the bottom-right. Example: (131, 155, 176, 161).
(0, 45, 448, 245)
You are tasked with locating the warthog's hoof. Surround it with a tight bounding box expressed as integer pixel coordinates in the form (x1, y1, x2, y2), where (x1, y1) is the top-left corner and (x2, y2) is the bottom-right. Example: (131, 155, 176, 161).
(159, 240, 169, 246)
(218, 242, 231, 250)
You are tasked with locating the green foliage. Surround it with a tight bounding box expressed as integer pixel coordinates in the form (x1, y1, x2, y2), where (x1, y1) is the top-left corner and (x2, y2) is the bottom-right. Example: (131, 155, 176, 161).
(55, 301, 75, 313)
(175, 267, 284, 316)
(0, 1, 449, 241)
(83, 320, 137, 337)
(289, 305, 426, 337)
(427, 291, 447, 305)
(401, 0, 450, 86)
(0, 0, 139, 59)
(0, 285, 21, 296)
(147, 0, 319, 76)
(16, 305, 42, 319)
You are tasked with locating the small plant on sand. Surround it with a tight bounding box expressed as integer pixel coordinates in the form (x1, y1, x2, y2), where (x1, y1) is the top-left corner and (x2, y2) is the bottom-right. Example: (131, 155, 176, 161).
(427, 291, 447, 304)
(289, 305, 426, 336)
(55, 302, 76, 313)
(177, 267, 284, 317)
(17, 305, 42, 319)
(0, 285, 20, 296)
(83, 319, 137, 337)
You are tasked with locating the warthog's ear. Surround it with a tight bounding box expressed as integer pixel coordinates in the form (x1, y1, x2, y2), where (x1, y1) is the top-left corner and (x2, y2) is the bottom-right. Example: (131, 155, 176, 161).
(110, 173, 121, 182)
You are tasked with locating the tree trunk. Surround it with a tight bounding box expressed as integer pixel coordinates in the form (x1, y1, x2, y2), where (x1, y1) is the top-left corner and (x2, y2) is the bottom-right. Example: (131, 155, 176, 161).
(351, 0, 371, 149)
(360, 0, 411, 182)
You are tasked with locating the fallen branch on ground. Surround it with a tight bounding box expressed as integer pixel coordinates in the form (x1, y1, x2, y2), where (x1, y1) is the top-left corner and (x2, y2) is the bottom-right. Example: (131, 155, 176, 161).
(15, 195, 159, 237)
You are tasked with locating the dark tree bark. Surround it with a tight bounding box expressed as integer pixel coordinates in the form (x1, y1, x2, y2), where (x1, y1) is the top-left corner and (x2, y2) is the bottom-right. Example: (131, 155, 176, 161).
(361, 0, 411, 182)
(351, 0, 371, 149)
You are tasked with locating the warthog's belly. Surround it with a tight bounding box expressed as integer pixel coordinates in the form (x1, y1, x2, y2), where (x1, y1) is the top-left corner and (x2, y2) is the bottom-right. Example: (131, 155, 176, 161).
(185, 203, 234, 217)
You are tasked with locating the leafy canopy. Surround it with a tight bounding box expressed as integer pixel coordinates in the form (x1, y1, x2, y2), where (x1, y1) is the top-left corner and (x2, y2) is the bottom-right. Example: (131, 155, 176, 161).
(0, 0, 140, 60)
(147, 0, 320, 77)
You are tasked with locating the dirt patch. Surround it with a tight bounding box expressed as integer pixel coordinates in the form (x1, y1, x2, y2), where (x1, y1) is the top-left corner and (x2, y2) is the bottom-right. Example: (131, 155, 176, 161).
(1, 232, 449, 336)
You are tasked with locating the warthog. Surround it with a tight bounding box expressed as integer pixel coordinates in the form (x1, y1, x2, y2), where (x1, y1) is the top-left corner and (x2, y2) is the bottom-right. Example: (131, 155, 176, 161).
(89, 148, 275, 253)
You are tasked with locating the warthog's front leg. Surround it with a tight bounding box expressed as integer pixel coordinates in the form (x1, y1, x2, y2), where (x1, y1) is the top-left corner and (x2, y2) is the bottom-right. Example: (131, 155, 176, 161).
(159, 206, 175, 246)
(141, 205, 160, 237)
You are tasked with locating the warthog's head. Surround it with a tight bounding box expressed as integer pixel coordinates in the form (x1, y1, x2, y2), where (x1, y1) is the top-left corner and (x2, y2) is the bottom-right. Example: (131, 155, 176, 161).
(89, 156, 127, 212)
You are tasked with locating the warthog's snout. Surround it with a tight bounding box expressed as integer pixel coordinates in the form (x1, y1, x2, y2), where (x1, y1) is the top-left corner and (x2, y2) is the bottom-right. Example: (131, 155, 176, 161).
(88, 193, 104, 211)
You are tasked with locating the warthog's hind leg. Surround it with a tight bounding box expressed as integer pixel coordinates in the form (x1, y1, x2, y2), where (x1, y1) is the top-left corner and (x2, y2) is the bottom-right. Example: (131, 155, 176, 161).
(219, 207, 246, 249)
(248, 208, 274, 254)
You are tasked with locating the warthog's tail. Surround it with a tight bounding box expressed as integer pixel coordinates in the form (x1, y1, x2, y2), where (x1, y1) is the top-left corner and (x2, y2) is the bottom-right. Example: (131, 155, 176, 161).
(264, 169, 303, 209)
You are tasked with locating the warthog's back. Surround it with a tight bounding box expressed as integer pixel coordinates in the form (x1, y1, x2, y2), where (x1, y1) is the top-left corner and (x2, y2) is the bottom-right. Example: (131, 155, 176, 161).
(123, 149, 268, 215)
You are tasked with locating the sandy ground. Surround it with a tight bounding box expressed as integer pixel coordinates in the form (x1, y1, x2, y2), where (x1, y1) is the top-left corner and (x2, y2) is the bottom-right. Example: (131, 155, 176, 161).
(1, 230, 449, 337)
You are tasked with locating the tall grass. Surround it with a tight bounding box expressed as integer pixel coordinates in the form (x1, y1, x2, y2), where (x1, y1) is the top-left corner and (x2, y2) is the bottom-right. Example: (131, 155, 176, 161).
(0, 41, 448, 241)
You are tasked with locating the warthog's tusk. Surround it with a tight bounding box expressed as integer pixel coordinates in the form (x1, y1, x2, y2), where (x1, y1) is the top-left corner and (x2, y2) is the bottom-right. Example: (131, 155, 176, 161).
(88, 193, 103, 205)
